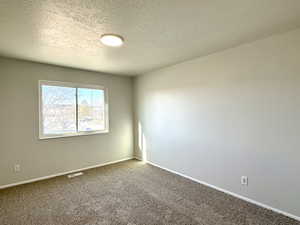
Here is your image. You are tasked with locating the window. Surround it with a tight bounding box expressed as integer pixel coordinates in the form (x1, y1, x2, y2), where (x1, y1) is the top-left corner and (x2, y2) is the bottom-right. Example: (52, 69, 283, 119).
(39, 81, 108, 139)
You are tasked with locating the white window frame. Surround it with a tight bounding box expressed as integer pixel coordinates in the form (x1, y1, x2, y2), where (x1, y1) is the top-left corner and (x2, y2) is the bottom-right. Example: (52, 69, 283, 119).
(39, 80, 109, 139)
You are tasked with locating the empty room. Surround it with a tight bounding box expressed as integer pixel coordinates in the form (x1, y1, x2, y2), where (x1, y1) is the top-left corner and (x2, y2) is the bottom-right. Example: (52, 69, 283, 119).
(0, 1, 300, 224)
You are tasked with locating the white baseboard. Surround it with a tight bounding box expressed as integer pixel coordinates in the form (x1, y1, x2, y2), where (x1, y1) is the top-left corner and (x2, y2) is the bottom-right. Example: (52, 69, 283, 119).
(145, 160, 300, 222)
(0, 157, 133, 190)
(2, 156, 299, 221)
(133, 156, 143, 161)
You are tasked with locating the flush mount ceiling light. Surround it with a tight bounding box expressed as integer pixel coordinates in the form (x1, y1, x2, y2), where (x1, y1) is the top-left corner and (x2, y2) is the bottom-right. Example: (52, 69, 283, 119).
(100, 34, 124, 47)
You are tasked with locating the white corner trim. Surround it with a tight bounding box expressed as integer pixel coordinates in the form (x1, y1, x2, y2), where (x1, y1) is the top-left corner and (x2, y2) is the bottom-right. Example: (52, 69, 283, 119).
(0, 157, 133, 190)
(146, 160, 300, 222)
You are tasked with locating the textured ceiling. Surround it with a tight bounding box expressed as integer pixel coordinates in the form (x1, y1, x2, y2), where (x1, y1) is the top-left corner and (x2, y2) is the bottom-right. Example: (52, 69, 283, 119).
(0, 0, 300, 76)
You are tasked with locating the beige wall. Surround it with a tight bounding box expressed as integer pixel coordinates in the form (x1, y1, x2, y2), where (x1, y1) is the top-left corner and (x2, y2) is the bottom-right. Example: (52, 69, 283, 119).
(0, 57, 133, 186)
(134, 28, 300, 217)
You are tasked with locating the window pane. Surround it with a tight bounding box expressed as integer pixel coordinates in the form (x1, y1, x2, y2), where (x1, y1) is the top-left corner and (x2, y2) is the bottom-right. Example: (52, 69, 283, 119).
(42, 85, 76, 135)
(78, 88, 105, 132)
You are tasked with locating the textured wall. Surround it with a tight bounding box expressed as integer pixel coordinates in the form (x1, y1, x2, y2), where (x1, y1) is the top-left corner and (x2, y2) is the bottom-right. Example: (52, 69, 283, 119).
(0, 57, 133, 186)
(134, 28, 300, 217)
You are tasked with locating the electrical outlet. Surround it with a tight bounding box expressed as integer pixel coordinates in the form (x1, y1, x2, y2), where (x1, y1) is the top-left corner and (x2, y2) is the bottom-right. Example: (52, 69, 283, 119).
(241, 176, 248, 185)
(14, 164, 21, 172)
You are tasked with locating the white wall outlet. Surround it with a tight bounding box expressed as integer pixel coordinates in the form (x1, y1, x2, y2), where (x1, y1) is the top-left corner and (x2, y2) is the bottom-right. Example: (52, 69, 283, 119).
(14, 164, 21, 172)
(241, 176, 248, 185)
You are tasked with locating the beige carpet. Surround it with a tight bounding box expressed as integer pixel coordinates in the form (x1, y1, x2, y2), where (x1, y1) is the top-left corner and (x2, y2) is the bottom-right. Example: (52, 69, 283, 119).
(0, 159, 299, 225)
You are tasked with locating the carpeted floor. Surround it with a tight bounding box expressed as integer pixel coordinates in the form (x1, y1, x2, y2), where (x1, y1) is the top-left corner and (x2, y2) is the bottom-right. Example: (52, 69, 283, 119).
(0, 159, 299, 225)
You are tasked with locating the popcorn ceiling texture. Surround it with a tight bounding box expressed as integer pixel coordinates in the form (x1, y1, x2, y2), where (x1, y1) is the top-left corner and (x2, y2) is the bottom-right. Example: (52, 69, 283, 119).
(0, 160, 299, 225)
(0, 0, 300, 75)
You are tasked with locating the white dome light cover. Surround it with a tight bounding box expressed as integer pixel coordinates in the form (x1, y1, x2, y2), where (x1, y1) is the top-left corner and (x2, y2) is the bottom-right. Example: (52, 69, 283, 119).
(100, 34, 124, 47)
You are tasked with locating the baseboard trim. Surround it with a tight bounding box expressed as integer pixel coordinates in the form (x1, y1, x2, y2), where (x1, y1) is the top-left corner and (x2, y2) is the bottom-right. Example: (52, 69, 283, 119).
(145, 160, 300, 221)
(0, 157, 133, 190)
(133, 156, 143, 161)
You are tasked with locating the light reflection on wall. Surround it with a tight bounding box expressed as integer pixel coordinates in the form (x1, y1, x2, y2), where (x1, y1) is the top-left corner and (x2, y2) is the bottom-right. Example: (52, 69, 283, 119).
(138, 122, 147, 162)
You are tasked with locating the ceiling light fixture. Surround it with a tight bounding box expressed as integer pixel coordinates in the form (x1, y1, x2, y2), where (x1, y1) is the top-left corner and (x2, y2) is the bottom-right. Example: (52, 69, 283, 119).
(100, 34, 124, 47)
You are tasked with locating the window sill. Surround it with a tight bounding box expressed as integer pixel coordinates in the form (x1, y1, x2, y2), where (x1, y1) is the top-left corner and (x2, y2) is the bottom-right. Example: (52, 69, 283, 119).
(39, 130, 109, 140)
